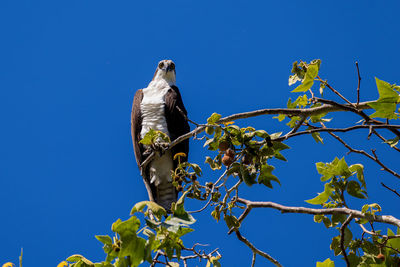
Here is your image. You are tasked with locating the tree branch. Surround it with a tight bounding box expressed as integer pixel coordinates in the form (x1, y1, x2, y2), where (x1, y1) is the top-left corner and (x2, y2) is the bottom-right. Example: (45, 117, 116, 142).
(355, 61, 361, 106)
(234, 229, 282, 267)
(276, 124, 400, 142)
(340, 215, 353, 267)
(141, 101, 374, 170)
(316, 76, 355, 107)
(328, 132, 400, 179)
(235, 198, 400, 228)
(381, 182, 400, 198)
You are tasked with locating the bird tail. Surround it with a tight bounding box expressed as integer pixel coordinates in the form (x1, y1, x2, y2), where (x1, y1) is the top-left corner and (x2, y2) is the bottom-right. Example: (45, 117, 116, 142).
(156, 180, 176, 212)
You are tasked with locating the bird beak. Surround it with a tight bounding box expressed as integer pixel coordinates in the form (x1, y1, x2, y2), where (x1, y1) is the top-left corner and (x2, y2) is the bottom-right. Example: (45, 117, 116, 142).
(166, 65, 171, 72)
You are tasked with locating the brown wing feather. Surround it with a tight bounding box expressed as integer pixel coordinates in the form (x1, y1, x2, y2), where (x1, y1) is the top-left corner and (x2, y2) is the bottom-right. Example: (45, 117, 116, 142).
(131, 89, 144, 167)
(164, 85, 190, 168)
(131, 89, 157, 202)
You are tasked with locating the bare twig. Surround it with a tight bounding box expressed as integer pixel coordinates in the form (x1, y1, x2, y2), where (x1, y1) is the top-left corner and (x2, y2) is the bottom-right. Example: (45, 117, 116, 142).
(153, 246, 221, 266)
(276, 124, 400, 142)
(227, 205, 252, 235)
(356, 61, 361, 106)
(150, 251, 162, 267)
(283, 115, 307, 140)
(381, 182, 400, 198)
(235, 230, 282, 267)
(317, 76, 354, 107)
(372, 129, 400, 152)
(176, 106, 200, 127)
(372, 150, 400, 179)
(358, 223, 400, 239)
(328, 132, 400, 179)
(251, 253, 256, 267)
(189, 170, 228, 214)
(340, 215, 353, 267)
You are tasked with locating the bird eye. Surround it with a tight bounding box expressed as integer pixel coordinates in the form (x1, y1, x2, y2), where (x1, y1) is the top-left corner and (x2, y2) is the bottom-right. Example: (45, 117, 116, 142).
(169, 62, 175, 70)
(158, 62, 164, 69)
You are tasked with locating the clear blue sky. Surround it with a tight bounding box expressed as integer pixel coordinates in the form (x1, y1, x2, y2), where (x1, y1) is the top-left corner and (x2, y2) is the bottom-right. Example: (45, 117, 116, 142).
(1, 1, 400, 266)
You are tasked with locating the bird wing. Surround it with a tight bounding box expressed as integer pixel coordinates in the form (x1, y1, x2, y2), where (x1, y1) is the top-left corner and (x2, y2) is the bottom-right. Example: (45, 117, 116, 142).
(131, 89, 157, 202)
(131, 89, 144, 167)
(164, 85, 190, 167)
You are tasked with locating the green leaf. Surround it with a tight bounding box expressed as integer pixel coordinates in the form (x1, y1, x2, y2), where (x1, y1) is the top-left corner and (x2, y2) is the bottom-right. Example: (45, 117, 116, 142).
(67, 255, 85, 263)
(274, 151, 287, 161)
(130, 201, 167, 219)
(204, 137, 218, 150)
(205, 126, 214, 135)
(306, 192, 329, 205)
(211, 207, 221, 222)
(292, 61, 320, 92)
(274, 114, 286, 122)
(361, 240, 379, 255)
(172, 191, 193, 222)
(224, 214, 240, 229)
(289, 74, 302, 86)
(316, 258, 335, 267)
(347, 181, 367, 199)
(226, 162, 241, 176)
(307, 183, 333, 205)
(272, 141, 290, 151)
(349, 164, 365, 188)
(368, 77, 400, 119)
(314, 214, 324, 223)
(254, 130, 269, 138)
(387, 228, 400, 251)
(190, 163, 202, 175)
(384, 136, 399, 147)
(112, 216, 146, 267)
(258, 164, 280, 188)
(311, 132, 323, 144)
(376, 77, 400, 100)
(316, 157, 352, 181)
(207, 113, 222, 124)
(368, 101, 398, 119)
(330, 236, 341, 256)
(343, 227, 353, 248)
(95, 235, 112, 245)
(292, 80, 313, 92)
(139, 129, 170, 145)
(322, 216, 332, 228)
(269, 132, 282, 139)
(205, 156, 222, 170)
(207, 256, 222, 267)
(331, 213, 347, 226)
(361, 204, 369, 213)
(240, 165, 257, 186)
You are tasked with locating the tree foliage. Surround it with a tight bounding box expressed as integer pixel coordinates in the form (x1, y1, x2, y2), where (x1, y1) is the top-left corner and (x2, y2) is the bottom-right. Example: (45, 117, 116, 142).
(6, 59, 400, 267)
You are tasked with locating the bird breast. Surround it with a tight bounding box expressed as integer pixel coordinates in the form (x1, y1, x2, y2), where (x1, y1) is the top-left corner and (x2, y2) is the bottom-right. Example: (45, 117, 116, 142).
(140, 84, 170, 138)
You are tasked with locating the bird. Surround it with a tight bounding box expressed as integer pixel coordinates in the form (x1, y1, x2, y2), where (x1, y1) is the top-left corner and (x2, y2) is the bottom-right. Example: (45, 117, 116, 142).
(131, 59, 190, 212)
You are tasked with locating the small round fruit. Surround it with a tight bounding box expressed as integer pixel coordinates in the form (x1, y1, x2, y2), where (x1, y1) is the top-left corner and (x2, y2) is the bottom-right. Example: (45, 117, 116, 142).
(377, 253, 385, 261)
(218, 141, 229, 151)
(222, 155, 234, 166)
(225, 148, 235, 157)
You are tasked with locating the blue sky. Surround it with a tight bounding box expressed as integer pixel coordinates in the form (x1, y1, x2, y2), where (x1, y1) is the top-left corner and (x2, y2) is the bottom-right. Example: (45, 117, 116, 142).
(1, 1, 400, 266)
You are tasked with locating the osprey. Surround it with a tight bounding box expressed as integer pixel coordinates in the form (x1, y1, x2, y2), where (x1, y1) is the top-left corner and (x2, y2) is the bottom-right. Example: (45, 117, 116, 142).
(131, 60, 190, 211)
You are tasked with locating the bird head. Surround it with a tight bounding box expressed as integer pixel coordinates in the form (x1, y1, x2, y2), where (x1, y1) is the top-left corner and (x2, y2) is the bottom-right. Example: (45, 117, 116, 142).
(152, 59, 176, 85)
